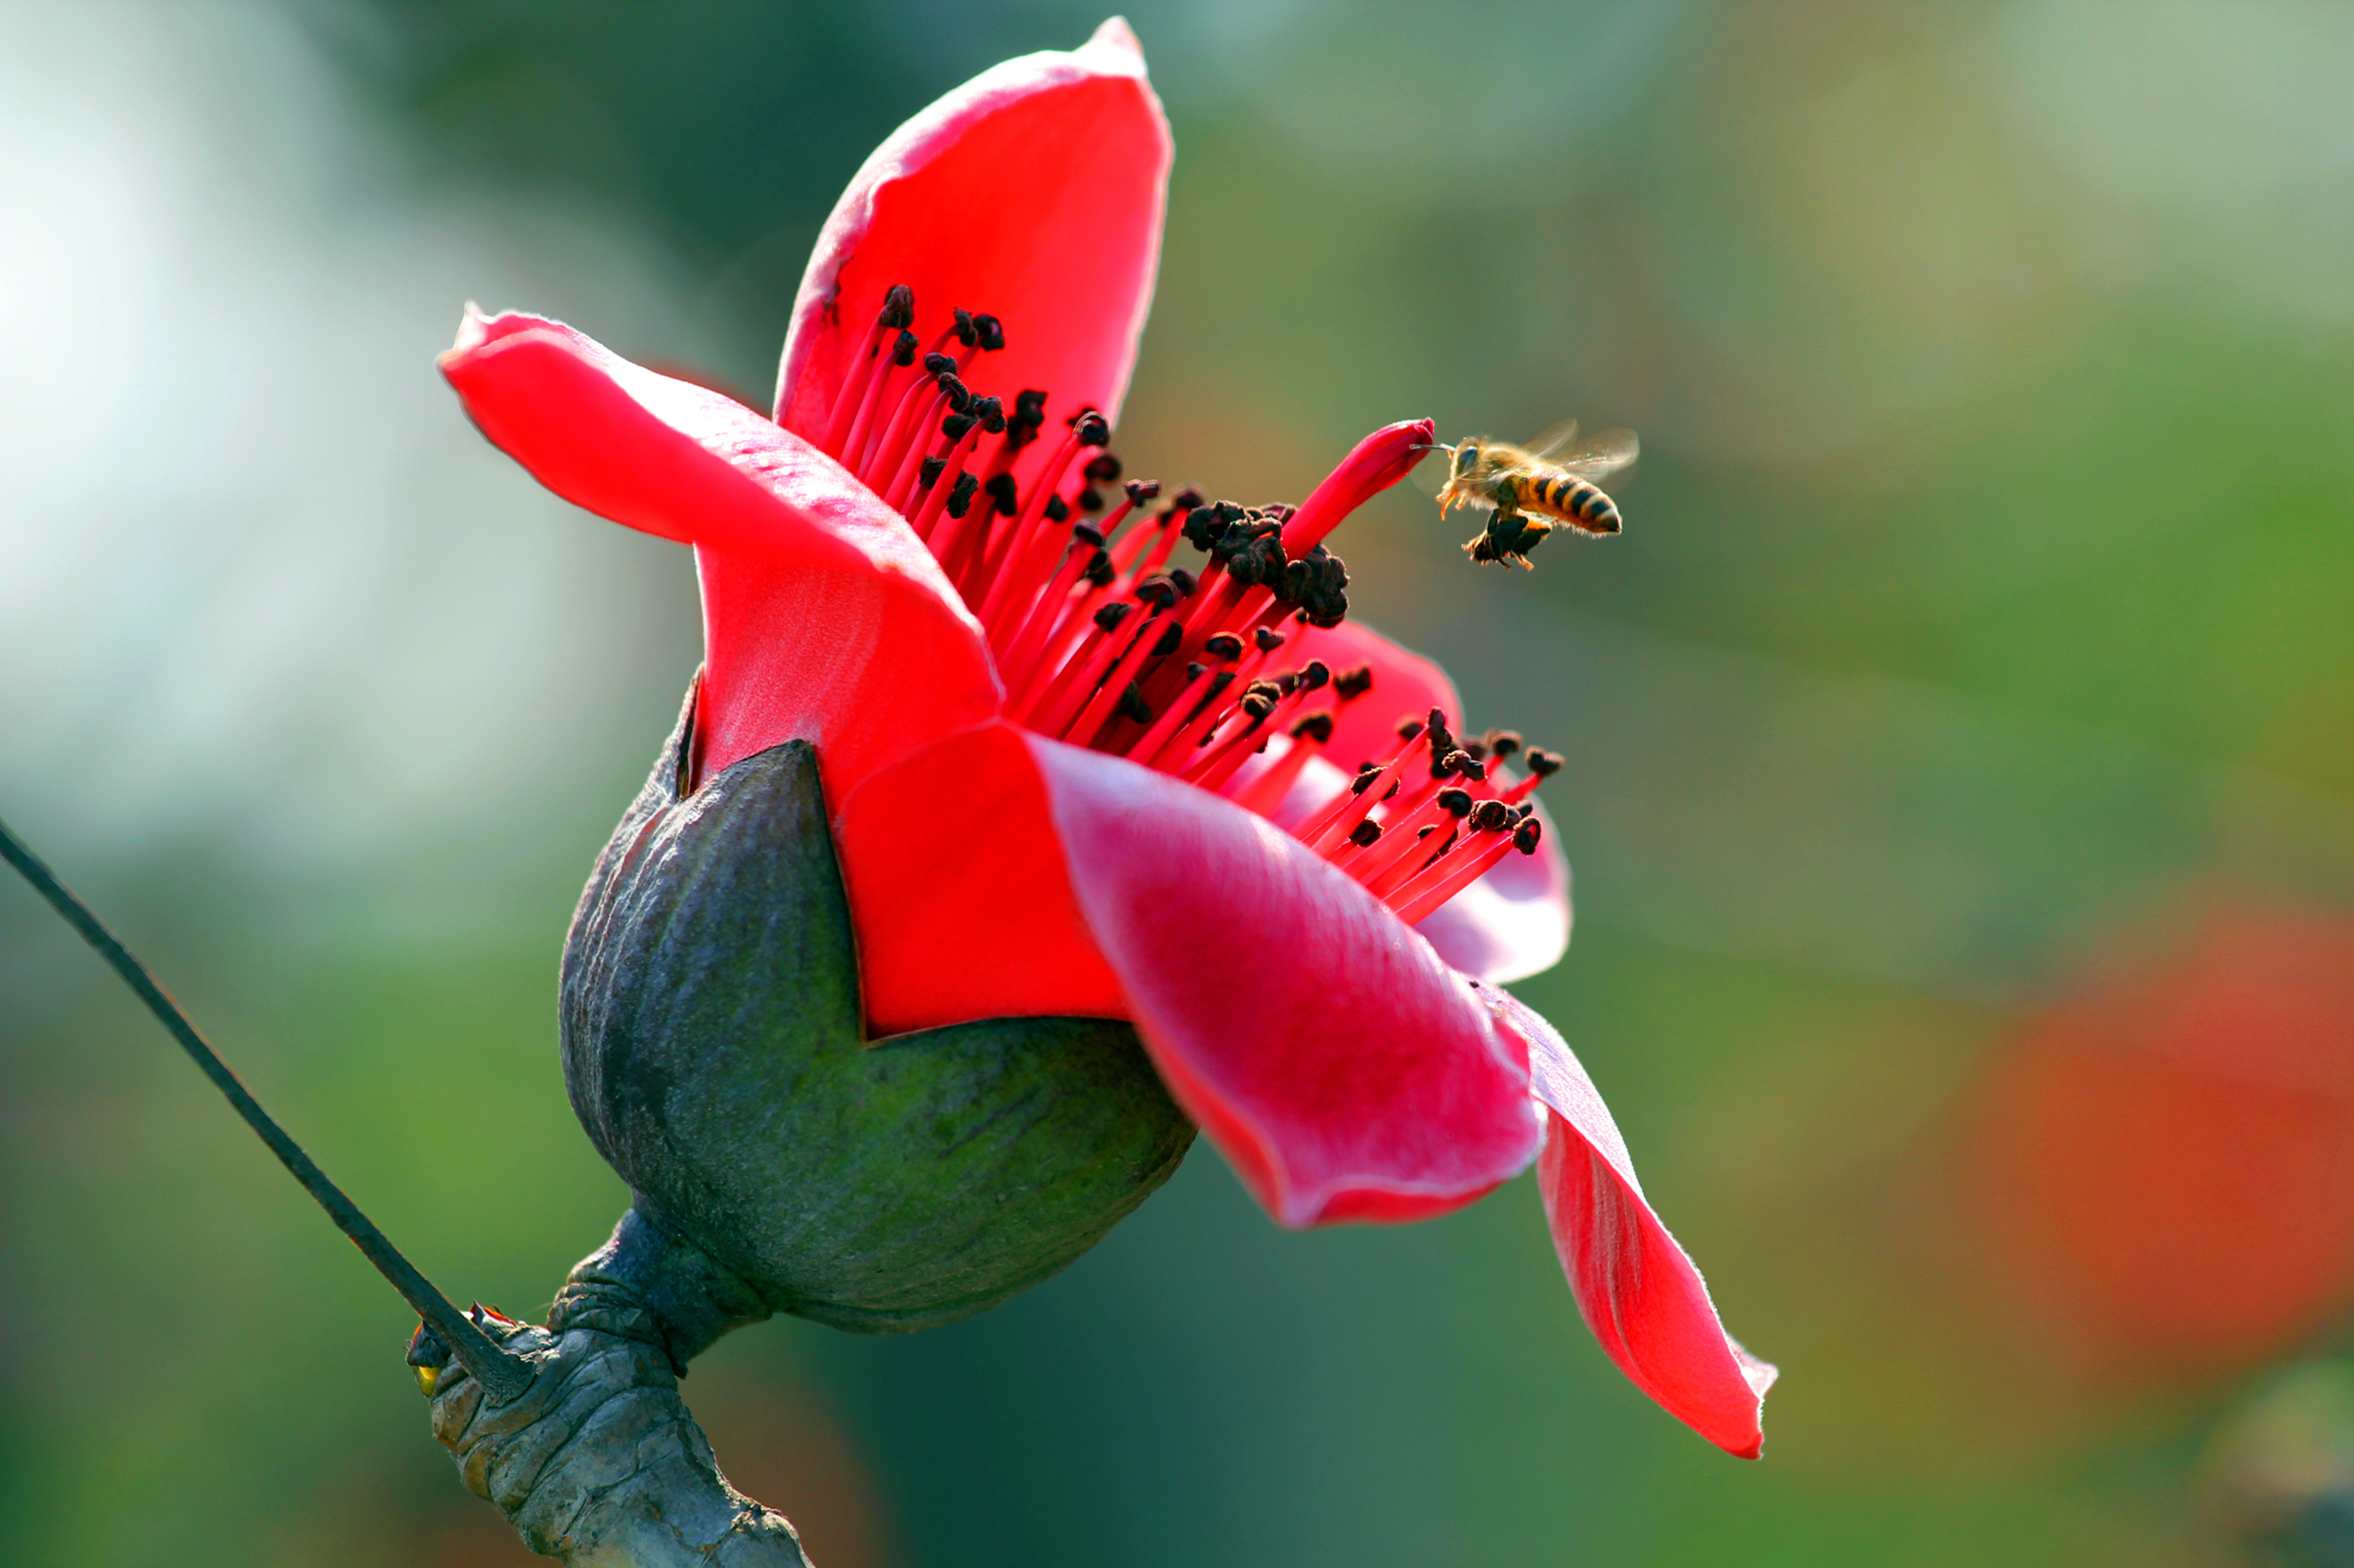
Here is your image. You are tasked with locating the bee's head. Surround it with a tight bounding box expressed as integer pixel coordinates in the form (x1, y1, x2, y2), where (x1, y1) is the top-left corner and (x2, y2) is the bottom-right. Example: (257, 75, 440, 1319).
(1453, 442, 1480, 479)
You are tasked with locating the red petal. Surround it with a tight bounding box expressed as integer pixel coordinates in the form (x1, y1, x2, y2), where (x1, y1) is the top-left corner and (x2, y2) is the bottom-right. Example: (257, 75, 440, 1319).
(831, 720, 1126, 1037)
(773, 20, 1169, 448)
(1028, 736, 1539, 1228)
(440, 309, 1000, 792)
(1481, 989, 1777, 1458)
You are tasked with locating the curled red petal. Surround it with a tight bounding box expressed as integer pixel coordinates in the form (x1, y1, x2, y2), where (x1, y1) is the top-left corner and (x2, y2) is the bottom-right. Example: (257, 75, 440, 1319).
(774, 19, 1169, 445)
(1481, 988, 1777, 1458)
(439, 308, 1000, 793)
(831, 720, 1126, 1037)
(1281, 418, 1438, 554)
(1028, 736, 1539, 1228)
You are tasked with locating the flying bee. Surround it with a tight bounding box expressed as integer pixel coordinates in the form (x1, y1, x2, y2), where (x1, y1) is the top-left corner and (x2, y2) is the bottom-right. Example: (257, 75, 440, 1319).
(1434, 421, 1639, 568)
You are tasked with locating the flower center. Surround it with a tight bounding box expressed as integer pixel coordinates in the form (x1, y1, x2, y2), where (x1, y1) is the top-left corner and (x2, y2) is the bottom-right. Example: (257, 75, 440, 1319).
(811, 285, 1557, 924)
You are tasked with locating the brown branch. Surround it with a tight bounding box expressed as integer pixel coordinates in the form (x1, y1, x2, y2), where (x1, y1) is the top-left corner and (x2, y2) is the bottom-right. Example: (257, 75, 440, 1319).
(5, 811, 821, 1558)
(0, 813, 534, 1404)
(411, 1211, 811, 1564)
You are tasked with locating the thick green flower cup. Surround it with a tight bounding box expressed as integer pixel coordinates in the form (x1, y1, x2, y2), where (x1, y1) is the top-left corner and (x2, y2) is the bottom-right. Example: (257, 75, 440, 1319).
(560, 688, 1196, 1344)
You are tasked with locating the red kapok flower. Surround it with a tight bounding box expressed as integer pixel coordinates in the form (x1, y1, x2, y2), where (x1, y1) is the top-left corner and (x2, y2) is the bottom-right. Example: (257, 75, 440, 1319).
(440, 19, 1771, 1456)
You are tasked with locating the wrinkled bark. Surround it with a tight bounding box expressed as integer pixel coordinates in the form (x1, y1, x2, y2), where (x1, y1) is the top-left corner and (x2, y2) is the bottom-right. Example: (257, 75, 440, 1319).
(412, 1211, 809, 1565)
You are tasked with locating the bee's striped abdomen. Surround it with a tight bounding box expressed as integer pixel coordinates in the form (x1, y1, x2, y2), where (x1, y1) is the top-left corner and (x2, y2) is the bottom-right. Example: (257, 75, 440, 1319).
(1516, 470, 1621, 534)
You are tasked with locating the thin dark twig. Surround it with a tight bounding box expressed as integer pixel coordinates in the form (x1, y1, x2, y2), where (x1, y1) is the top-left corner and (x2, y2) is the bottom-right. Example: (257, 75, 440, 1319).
(0, 813, 534, 1405)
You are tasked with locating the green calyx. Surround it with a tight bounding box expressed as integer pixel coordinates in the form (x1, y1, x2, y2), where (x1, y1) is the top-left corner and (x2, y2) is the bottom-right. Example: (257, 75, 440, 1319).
(561, 685, 1195, 1341)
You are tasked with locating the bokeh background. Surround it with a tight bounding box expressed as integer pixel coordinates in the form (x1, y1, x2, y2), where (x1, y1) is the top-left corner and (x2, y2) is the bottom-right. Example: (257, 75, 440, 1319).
(5, 1, 2354, 1563)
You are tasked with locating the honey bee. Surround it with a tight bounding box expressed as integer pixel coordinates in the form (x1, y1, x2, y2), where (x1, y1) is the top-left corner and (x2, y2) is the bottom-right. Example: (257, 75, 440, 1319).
(1435, 421, 1639, 568)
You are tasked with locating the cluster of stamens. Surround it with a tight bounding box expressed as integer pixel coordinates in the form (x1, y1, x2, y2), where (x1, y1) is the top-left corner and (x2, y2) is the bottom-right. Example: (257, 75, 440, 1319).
(815, 285, 1564, 925)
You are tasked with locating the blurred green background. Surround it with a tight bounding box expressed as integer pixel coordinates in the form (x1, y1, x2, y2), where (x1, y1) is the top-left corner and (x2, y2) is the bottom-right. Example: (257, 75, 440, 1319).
(6, 2, 2354, 1563)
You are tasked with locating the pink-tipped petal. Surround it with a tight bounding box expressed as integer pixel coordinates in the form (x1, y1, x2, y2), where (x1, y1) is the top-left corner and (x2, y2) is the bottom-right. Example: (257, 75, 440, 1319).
(1028, 736, 1540, 1229)
(1481, 988, 1776, 1458)
(831, 720, 1127, 1037)
(774, 20, 1169, 451)
(1281, 418, 1438, 554)
(440, 310, 1000, 795)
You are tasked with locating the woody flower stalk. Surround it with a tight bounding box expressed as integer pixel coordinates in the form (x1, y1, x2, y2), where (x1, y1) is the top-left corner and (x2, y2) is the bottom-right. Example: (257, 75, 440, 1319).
(413, 18, 1774, 1560)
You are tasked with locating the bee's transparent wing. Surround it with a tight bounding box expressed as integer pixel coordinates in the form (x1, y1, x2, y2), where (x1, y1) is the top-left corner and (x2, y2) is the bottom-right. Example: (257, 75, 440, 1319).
(1523, 417, 1582, 461)
(1554, 427, 1639, 480)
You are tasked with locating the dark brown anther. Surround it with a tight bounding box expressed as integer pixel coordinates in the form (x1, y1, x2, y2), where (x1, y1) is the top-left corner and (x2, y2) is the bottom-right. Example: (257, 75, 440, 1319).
(1485, 730, 1522, 761)
(1240, 688, 1278, 721)
(1512, 803, 1534, 822)
(1425, 709, 1455, 751)
(1204, 632, 1245, 661)
(973, 396, 1006, 435)
(1253, 627, 1286, 654)
(1396, 717, 1426, 742)
(1045, 493, 1071, 522)
(1014, 388, 1049, 421)
(1292, 709, 1335, 743)
(922, 350, 956, 377)
(973, 313, 1005, 351)
(1514, 818, 1543, 854)
(1118, 682, 1153, 724)
(1078, 488, 1105, 512)
(1456, 755, 1489, 784)
(1094, 601, 1134, 634)
(1431, 750, 1463, 780)
(1072, 521, 1106, 548)
(1184, 661, 1207, 682)
(1136, 574, 1180, 609)
(985, 472, 1019, 517)
(890, 329, 918, 366)
(1438, 788, 1473, 818)
(879, 284, 915, 329)
(1084, 550, 1116, 587)
(1152, 622, 1182, 657)
(1348, 819, 1383, 847)
(1472, 799, 1512, 832)
(1382, 781, 1400, 801)
(917, 454, 947, 490)
(1462, 740, 1489, 762)
(942, 410, 976, 440)
(1072, 409, 1112, 446)
(1300, 661, 1330, 690)
(1167, 485, 1206, 513)
(1333, 665, 1374, 701)
(944, 472, 979, 517)
(1350, 764, 1383, 796)
(1085, 453, 1123, 484)
(1167, 567, 1197, 597)
(1526, 748, 1562, 777)
(1126, 479, 1162, 506)
(952, 308, 977, 347)
(1417, 825, 1437, 840)
(937, 374, 972, 413)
